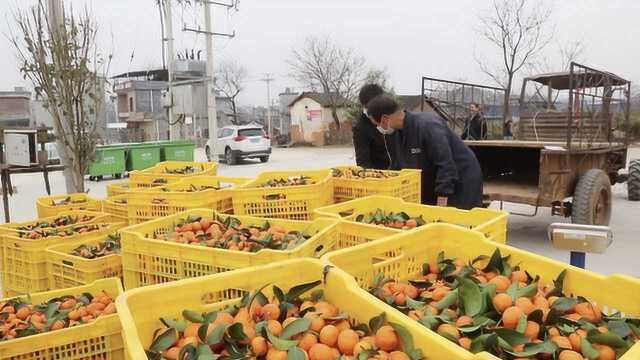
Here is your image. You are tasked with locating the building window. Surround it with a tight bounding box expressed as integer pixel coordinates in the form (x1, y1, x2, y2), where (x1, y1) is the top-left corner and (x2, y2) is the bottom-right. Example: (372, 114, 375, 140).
(129, 97, 134, 112)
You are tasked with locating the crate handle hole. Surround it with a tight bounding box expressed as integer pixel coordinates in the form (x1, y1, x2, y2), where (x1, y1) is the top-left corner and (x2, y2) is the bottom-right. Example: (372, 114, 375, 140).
(62, 260, 75, 267)
(314, 245, 324, 254)
(263, 193, 286, 201)
(337, 209, 355, 217)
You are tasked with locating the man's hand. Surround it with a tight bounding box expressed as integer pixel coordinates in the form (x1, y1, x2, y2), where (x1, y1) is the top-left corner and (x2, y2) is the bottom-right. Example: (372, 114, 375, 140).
(437, 196, 448, 207)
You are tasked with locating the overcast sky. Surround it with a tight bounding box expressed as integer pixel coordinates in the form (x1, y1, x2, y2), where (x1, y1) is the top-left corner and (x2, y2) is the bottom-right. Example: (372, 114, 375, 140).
(1, 0, 639, 106)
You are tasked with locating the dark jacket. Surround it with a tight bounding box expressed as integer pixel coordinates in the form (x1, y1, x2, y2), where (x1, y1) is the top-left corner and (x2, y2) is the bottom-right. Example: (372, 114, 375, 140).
(462, 113, 488, 140)
(353, 112, 393, 169)
(391, 111, 483, 210)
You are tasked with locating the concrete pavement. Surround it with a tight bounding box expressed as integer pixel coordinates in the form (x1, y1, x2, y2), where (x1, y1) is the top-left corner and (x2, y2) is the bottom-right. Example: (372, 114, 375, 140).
(1, 145, 638, 276)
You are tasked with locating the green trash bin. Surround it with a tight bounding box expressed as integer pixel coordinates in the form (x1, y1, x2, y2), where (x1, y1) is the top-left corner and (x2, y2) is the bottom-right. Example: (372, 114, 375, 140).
(126, 143, 161, 171)
(88, 145, 126, 180)
(160, 140, 195, 161)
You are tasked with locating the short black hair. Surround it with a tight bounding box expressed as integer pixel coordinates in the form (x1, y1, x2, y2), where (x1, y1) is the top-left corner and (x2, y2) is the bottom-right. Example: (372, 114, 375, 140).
(366, 95, 399, 122)
(358, 84, 384, 106)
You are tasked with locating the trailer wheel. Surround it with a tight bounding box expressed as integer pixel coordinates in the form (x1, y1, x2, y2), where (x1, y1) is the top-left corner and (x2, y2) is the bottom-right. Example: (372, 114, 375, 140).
(572, 169, 612, 225)
(628, 159, 640, 201)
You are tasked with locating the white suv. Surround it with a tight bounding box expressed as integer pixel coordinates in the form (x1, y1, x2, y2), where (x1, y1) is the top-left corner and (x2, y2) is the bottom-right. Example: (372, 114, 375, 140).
(206, 125, 272, 165)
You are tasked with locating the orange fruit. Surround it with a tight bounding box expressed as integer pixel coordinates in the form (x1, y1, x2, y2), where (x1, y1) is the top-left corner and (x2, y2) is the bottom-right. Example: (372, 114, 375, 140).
(565, 313, 582, 322)
(574, 302, 602, 323)
(455, 315, 473, 327)
(299, 332, 318, 352)
(593, 344, 615, 360)
(484, 271, 498, 280)
(404, 285, 418, 299)
(568, 332, 582, 352)
(267, 320, 283, 337)
(558, 350, 584, 360)
(309, 343, 336, 360)
(314, 302, 338, 318)
(214, 312, 235, 325)
(432, 287, 450, 301)
(308, 315, 325, 333)
(548, 327, 561, 337)
(459, 337, 472, 350)
(489, 276, 511, 293)
(262, 303, 281, 321)
(515, 297, 535, 315)
(337, 329, 360, 355)
(15, 307, 31, 320)
(524, 321, 540, 341)
(251, 336, 268, 356)
(405, 219, 418, 228)
(437, 323, 460, 340)
(266, 348, 288, 360)
(492, 293, 513, 313)
(551, 336, 572, 349)
(353, 340, 375, 356)
(319, 325, 339, 347)
(389, 351, 410, 360)
(429, 261, 440, 274)
(163, 347, 180, 360)
(502, 306, 524, 329)
(184, 323, 201, 339)
(375, 325, 399, 352)
(394, 293, 406, 306)
(335, 320, 351, 331)
(510, 270, 527, 283)
(372, 350, 390, 360)
(51, 320, 65, 330)
(533, 296, 550, 310)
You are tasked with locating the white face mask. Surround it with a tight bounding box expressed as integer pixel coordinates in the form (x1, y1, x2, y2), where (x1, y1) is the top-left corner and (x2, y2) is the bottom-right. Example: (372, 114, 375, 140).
(376, 125, 395, 135)
(363, 108, 368, 116)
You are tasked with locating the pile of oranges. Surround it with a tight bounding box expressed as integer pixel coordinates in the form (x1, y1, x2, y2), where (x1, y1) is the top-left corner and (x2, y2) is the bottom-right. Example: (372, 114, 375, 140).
(331, 167, 399, 179)
(0, 290, 116, 341)
(368, 249, 637, 360)
(159, 215, 311, 252)
(354, 209, 424, 230)
(147, 282, 422, 360)
(17, 223, 110, 239)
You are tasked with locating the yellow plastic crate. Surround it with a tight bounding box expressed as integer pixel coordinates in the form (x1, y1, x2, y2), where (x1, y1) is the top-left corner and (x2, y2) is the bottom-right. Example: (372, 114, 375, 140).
(107, 181, 130, 197)
(0, 210, 114, 233)
(126, 176, 251, 224)
(322, 223, 640, 360)
(232, 169, 334, 220)
(332, 166, 422, 203)
(132, 160, 217, 179)
(36, 193, 102, 218)
(121, 208, 341, 288)
(0, 278, 124, 359)
(117, 258, 472, 360)
(314, 195, 509, 243)
(103, 194, 129, 223)
(1, 222, 125, 296)
(46, 234, 122, 290)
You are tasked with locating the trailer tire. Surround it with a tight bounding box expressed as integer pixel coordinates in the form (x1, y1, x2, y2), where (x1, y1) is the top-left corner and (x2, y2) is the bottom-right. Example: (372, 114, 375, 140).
(628, 159, 640, 201)
(572, 169, 612, 225)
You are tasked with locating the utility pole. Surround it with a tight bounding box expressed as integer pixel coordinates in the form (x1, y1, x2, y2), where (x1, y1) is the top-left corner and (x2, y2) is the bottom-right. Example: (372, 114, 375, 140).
(165, 0, 179, 140)
(203, 1, 217, 157)
(183, 0, 236, 157)
(261, 74, 274, 138)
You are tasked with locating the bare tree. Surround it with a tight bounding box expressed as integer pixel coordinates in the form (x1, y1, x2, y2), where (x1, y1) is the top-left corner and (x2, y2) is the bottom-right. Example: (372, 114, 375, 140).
(526, 40, 585, 106)
(214, 61, 248, 124)
(11, 1, 109, 193)
(476, 0, 553, 120)
(289, 35, 366, 129)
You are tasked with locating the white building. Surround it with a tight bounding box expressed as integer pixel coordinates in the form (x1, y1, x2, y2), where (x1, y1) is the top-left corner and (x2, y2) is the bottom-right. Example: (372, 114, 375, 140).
(288, 92, 352, 146)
